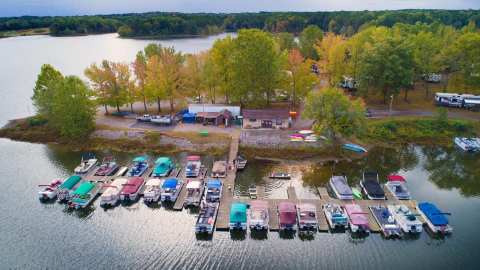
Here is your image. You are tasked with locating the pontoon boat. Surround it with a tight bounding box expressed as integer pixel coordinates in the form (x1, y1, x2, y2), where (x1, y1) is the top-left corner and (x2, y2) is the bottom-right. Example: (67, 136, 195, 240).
(229, 202, 248, 231)
(211, 161, 227, 178)
(248, 200, 269, 231)
(161, 178, 183, 202)
(278, 202, 297, 231)
(195, 202, 219, 234)
(119, 177, 145, 202)
(388, 204, 423, 234)
(100, 178, 128, 207)
(94, 157, 119, 176)
(385, 175, 411, 200)
(152, 157, 174, 177)
(345, 204, 369, 233)
(369, 205, 401, 238)
(184, 180, 204, 208)
(38, 178, 63, 201)
(68, 181, 100, 209)
(205, 179, 222, 202)
(185, 155, 202, 178)
(57, 175, 82, 202)
(418, 202, 452, 234)
(323, 203, 348, 229)
(127, 156, 149, 177)
(297, 203, 318, 232)
(361, 172, 385, 200)
(143, 178, 163, 203)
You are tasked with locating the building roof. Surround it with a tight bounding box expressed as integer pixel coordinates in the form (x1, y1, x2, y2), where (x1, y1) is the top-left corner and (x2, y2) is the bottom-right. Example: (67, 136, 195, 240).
(242, 109, 290, 120)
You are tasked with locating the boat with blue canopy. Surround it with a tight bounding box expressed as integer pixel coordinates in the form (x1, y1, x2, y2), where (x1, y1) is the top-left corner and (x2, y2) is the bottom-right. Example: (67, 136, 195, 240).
(229, 203, 248, 231)
(127, 156, 149, 177)
(57, 175, 82, 202)
(205, 179, 222, 202)
(161, 178, 183, 202)
(418, 202, 452, 234)
(68, 181, 100, 209)
(369, 205, 401, 238)
(152, 157, 174, 177)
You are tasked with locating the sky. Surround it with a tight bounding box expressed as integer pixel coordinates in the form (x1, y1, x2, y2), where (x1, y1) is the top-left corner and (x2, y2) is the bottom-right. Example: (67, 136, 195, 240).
(1, 0, 479, 17)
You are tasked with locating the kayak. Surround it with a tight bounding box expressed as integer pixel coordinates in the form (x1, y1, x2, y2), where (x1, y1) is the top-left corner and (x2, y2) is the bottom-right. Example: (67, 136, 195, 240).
(352, 187, 362, 200)
(343, 143, 368, 153)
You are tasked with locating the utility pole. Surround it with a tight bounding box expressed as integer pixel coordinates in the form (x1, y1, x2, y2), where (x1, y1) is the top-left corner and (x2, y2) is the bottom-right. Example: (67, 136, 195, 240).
(389, 95, 394, 117)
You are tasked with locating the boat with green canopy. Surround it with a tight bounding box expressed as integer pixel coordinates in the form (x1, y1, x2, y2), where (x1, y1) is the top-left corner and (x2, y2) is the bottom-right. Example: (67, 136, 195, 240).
(68, 181, 100, 209)
(229, 203, 248, 231)
(57, 175, 82, 202)
(152, 157, 174, 177)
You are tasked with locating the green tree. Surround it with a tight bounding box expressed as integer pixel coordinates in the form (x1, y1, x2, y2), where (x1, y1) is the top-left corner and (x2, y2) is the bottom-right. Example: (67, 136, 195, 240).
(285, 48, 318, 108)
(410, 31, 441, 99)
(50, 76, 96, 139)
(450, 32, 480, 91)
(210, 36, 235, 103)
(133, 51, 148, 112)
(303, 88, 366, 140)
(32, 64, 63, 116)
(275, 32, 296, 52)
(299, 25, 323, 60)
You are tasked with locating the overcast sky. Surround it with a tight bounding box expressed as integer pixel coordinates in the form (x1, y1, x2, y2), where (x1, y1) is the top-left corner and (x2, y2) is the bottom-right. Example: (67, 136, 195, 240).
(1, 0, 479, 17)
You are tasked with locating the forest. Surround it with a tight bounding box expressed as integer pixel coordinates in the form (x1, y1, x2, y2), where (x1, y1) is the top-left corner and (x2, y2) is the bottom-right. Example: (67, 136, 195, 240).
(1, 10, 480, 37)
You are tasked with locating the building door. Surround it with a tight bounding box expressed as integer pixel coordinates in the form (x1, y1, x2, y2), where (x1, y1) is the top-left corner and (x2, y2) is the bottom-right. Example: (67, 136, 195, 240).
(262, 120, 273, 128)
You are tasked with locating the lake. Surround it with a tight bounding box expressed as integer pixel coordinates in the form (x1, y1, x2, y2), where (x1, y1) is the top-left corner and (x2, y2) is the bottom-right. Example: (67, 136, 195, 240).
(1, 34, 480, 270)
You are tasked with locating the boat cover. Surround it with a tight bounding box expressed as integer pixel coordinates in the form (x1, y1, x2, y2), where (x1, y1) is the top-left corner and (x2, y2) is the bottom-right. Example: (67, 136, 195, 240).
(163, 178, 178, 189)
(186, 180, 202, 189)
(278, 202, 296, 224)
(345, 204, 369, 226)
(418, 202, 449, 226)
(250, 200, 268, 210)
(121, 177, 144, 194)
(331, 176, 353, 196)
(297, 203, 316, 212)
(212, 161, 227, 173)
(388, 175, 406, 182)
(146, 178, 162, 186)
(182, 112, 196, 123)
(362, 180, 385, 197)
(207, 180, 222, 189)
(155, 157, 171, 164)
(230, 203, 247, 223)
(73, 182, 95, 195)
(187, 155, 201, 161)
(102, 178, 128, 197)
(133, 156, 147, 163)
(60, 175, 81, 190)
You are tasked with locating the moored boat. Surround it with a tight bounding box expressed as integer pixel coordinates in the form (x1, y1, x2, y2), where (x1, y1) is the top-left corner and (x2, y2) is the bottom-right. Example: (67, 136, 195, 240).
(161, 178, 183, 202)
(417, 202, 452, 234)
(68, 181, 100, 209)
(38, 178, 63, 201)
(195, 201, 219, 234)
(184, 180, 204, 208)
(343, 143, 367, 153)
(360, 172, 385, 200)
(127, 156, 149, 177)
(269, 172, 291, 179)
(297, 203, 318, 232)
(345, 204, 370, 233)
(94, 156, 119, 176)
(385, 175, 411, 200)
(323, 203, 348, 229)
(185, 155, 202, 178)
(74, 154, 98, 174)
(454, 137, 480, 152)
(236, 155, 247, 170)
(152, 157, 174, 177)
(248, 185, 257, 199)
(57, 175, 82, 202)
(143, 178, 163, 204)
(211, 161, 227, 178)
(119, 177, 145, 202)
(278, 202, 297, 231)
(100, 178, 128, 207)
(248, 200, 269, 231)
(229, 202, 248, 231)
(136, 114, 152, 122)
(205, 179, 222, 202)
(329, 175, 354, 200)
(369, 205, 401, 238)
(388, 205, 423, 234)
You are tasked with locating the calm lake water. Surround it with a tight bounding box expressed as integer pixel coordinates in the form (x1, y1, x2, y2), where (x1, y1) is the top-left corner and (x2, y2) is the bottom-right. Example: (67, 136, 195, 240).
(1, 34, 480, 269)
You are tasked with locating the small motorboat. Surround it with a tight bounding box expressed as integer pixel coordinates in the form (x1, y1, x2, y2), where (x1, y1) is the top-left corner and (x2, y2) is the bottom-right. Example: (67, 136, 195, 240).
(298, 130, 314, 135)
(94, 156, 119, 176)
(205, 179, 222, 203)
(195, 201, 219, 235)
(248, 200, 269, 231)
(185, 155, 202, 178)
(119, 177, 145, 202)
(297, 203, 318, 232)
(152, 157, 174, 177)
(184, 180, 204, 208)
(161, 178, 183, 202)
(329, 175, 354, 200)
(151, 115, 173, 125)
(248, 185, 257, 199)
(100, 178, 128, 207)
(417, 202, 452, 234)
(454, 137, 480, 152)
(323, 203, 348, 229)
(369, 205, 401, 238)
(343, 143, 367, 153)
(38, 178, 63, 201)
(385, 175, 411, 200)
(236, 155, 247, 170)
(269, 172, 291, 179)
(345, 204, 369, 233)
(229, 202, 248, 231)
(136, 114, 152, 122)
(127, 156, 149, 177)
(352, 187, 363, 200)
(57, 175, 82, 202)
(360, 172, 385, 200)
(278, 202, 297, 231)
(388, 205, 423, 234)
(74, 154, 98, 174)
(304, 134, 318, 142)
(289, 134, 304, 142)
(211, 161, 227, 178)
(143, 178, 163, 204)
(68, 181, 100, 209)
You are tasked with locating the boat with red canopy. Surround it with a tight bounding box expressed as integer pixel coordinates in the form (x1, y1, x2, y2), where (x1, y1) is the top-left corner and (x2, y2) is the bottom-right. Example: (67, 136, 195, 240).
(345, 204, 370, 233)
(385, 174, 411, 200)
(120, 177, 145, 202)
(278, 202, 297, 231)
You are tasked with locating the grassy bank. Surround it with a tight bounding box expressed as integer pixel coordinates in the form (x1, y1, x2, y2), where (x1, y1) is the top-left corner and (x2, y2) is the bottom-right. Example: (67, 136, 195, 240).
(362, 116, 479, 145)
(0, 28, 50, 39)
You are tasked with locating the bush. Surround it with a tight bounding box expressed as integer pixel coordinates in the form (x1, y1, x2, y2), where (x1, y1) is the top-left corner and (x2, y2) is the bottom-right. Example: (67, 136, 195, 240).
(28, 116, 48, 127)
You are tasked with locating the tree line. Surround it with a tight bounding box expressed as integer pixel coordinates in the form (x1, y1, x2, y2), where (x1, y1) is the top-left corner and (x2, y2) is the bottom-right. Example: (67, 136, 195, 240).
(2, 10, 480, 37)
